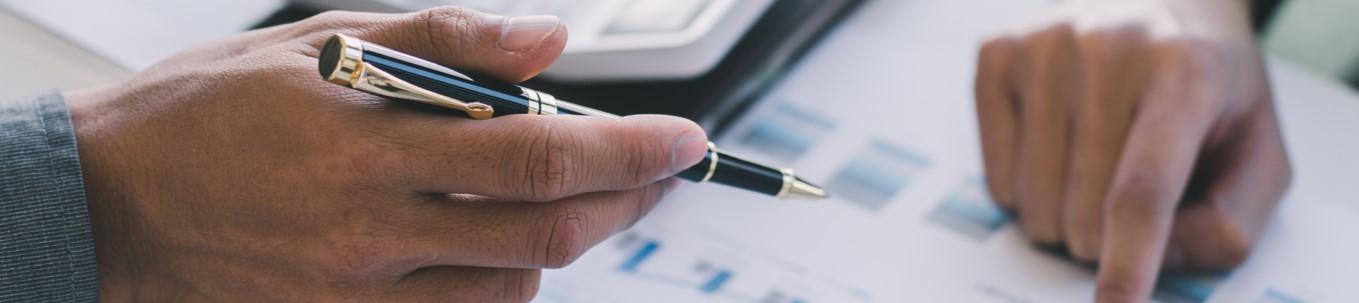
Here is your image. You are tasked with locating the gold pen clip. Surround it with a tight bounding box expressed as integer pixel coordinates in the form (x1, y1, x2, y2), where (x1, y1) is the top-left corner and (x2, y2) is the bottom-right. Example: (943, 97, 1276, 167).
(320, 33, 494, 120)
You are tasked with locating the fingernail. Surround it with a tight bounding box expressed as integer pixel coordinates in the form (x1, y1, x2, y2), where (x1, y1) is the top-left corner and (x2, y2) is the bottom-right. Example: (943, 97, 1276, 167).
(498, 15, 561, 52)
(670, 131, 708, 174)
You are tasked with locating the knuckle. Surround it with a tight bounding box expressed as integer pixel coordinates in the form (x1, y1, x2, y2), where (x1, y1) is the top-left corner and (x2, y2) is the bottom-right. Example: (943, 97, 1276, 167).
(536, 206, 590, 269)
(1017, 212, 1064, 245)
(1214, 242, 1252, 269)
(1109, 172, 1175, 218)
(1026, 21, 1076, 44)
(502, 270, 541, 303)
(288, 11, 365, 42)
(983, 176, 1014, 209)
(1014, 202, 1064, 245)
(1109, 201, 1171, 227)
(978, 34, 1019, 59)
(1047, 21, 1077, 36)
(305, 11, 358, 28)
(416, 6, 482, 57)
(1196, 224, 1253, 270)
(1091, 23, 1149, 40)
(1075, 25, 1146, 52)
(333, 143, 410, 196)
(622, 138, 672, 186)
(1064, 233, 1103, 263)
(298, 11, 385, 38)
(1206, 244, 1251, 270)
(975, 35, 1018, 85)
(1150, 37, 1221, 72)
(1063, 204, 1104, 262)
(317, 229, 401, 281)
(1022, 224, 1063, 246)
(1066, 239, 1101, 263)
(1108, 199, 1172, 229)
(514, 123, 579, 201)
(323, 249, 385, 281)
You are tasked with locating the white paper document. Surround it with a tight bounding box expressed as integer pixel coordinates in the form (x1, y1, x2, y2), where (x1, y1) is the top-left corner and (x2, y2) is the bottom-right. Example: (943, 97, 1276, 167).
(536, 0, 1359, 302)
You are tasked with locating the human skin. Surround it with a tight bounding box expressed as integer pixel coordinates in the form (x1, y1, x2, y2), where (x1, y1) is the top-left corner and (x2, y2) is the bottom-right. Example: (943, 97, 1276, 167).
(974, 0, 1290, 301)
(65, 7, 708, 302)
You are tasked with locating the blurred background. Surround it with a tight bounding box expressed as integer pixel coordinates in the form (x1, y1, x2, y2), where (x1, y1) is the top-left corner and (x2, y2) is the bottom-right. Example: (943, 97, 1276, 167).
(1263, 0, 1359, 90)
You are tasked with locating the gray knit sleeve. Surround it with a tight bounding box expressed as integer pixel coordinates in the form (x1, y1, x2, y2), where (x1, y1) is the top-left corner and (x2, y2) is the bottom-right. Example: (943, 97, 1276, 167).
(0, 91, 99, 302)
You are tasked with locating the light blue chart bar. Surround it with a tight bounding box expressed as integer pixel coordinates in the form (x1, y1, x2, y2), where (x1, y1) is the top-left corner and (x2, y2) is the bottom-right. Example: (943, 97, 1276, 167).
(1260, 288, 1306, 303)
(619, 241, 660, 273)
(1151, 273, 1219, 303)
(699, 270, 733, 294)
(826, 140, 930, 211)
(926, 179, 1010, 240)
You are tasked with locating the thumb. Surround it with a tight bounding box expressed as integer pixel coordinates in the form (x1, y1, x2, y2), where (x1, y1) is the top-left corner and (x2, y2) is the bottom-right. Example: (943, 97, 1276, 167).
(329, 7, 568, 83)
(1166, 104, 1291, 271)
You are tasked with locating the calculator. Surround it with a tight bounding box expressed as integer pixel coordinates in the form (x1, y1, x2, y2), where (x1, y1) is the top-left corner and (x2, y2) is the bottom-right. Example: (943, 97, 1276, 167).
(294, 0, 776, 82)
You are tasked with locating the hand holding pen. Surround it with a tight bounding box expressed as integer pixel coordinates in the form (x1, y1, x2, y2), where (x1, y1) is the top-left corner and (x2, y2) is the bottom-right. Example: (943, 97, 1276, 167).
(319, 33, 825, 199)
(61, 8, 737, 301)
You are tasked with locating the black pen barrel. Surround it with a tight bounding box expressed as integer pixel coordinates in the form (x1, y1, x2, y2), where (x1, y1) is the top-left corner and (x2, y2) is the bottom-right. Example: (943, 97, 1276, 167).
(674, 150, 785, 196)
(361, 49, 533, 117)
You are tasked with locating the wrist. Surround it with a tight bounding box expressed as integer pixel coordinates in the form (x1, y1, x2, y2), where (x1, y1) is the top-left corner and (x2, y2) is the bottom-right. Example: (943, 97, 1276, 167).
(64, 87, 159, 301)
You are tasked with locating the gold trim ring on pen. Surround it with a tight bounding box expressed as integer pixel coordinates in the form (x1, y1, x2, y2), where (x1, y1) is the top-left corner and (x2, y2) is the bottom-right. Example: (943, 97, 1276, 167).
(699, 142, 719, 183)
(776, 168, 795, 198)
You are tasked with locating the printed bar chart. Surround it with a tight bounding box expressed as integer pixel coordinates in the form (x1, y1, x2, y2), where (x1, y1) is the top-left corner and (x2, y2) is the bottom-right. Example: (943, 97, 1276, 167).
(1259, 288, 1307, 303)
(620, 240, 660, 273)
(826, 140, 930, 211)
(926, 179, 1009, 240)
(700, 270, 734, 294)
(737, 102, 837, 165)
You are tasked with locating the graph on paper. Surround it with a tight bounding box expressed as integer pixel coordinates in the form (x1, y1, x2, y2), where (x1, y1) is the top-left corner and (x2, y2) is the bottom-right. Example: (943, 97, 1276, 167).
(535, 0, 1359, 302)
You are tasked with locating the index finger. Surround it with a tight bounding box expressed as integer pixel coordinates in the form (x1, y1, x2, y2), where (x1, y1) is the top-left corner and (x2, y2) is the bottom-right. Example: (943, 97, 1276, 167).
(404, 114, 708, 202)
(974, 34, 1022, 209)
(1095, 43, 1220, 302)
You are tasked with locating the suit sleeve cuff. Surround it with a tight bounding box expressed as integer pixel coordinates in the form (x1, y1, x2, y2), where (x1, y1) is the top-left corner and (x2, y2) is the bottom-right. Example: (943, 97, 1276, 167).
(0, 91, 100, 301)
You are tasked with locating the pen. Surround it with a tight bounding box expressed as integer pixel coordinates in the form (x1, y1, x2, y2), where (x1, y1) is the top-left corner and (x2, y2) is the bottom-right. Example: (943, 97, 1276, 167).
(318, 33, 826, 199)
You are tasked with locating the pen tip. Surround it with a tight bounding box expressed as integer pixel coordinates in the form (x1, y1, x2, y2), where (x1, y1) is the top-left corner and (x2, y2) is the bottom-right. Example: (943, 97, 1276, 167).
(787, 177, 828, 200)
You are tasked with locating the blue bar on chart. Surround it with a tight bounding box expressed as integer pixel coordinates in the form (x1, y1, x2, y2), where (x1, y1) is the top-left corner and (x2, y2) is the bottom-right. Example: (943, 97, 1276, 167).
(1150, 273, 1221, 303)
(825, 140, 930, 211)
(699, 270, 734, 294)
(737, 102, 837, 165)
(926, 178, 1010, 240)
(619, 241, 661, 273)
(1259, 288, 1306, 303)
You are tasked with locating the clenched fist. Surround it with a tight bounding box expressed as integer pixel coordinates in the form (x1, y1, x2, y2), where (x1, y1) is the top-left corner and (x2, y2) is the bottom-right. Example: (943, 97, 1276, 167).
(974, 0, 1290, 301)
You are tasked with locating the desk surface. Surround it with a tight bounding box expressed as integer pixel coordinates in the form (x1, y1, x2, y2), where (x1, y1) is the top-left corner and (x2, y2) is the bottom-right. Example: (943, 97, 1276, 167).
(0, 9, 128, 101)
